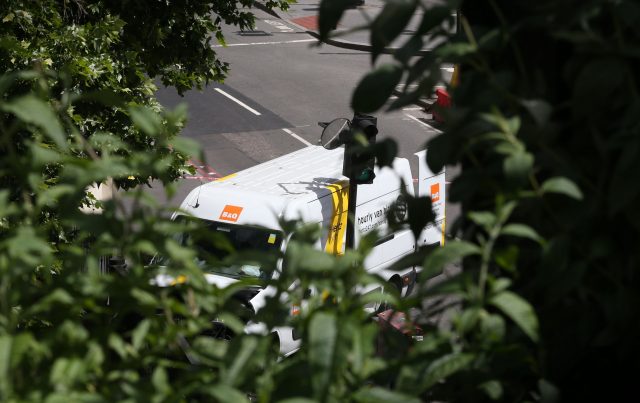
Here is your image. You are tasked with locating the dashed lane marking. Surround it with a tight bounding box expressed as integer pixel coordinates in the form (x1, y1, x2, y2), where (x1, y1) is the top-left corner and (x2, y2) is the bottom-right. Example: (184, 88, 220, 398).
(214, 88, 262, 116)
(404, 113, 441, 132)
(282, 128, 313, 146)
(263, 19, 295, 32)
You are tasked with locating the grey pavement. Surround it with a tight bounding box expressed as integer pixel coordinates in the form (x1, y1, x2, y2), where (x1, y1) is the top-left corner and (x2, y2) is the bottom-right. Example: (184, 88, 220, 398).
(254, 0, 452, 108)
(256, 0, 428, 52)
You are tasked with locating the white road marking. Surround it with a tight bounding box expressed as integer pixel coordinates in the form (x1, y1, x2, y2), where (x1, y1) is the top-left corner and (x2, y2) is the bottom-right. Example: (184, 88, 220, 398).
(214, 88, 262, 116)
(404, 113, 441, 132)
(282, 128, 312, 146)
(263, 19, 295, 32)
(403, 107, 423, 111)
(212, 39, 316, 48)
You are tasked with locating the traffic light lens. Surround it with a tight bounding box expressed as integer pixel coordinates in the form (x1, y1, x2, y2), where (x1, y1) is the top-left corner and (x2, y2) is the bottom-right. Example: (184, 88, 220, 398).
(356, 168, 376, 183)
(342, 113, 377, 185)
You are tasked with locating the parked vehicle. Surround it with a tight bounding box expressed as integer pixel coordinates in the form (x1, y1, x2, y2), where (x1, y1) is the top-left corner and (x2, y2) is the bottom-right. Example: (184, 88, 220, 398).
(154, 144, 445, 355)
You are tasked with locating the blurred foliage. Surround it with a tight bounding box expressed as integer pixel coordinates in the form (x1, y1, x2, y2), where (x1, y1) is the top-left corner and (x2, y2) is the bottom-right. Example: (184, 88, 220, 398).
(0, 71, 399, 402)
(319, 0, 640, 400)
(3, 0, 639, 401)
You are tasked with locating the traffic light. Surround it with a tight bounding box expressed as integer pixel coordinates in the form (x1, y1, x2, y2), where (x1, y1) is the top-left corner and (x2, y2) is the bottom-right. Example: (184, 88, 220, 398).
(343, 113, 378, 184)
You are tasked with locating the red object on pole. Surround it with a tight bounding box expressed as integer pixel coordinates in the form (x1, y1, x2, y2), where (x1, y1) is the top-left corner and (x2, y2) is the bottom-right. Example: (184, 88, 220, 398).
(433, 88, 451, 123)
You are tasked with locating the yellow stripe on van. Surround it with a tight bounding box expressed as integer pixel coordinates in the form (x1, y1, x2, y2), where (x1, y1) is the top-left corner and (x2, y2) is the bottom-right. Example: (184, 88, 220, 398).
(324, 181, 349, 255)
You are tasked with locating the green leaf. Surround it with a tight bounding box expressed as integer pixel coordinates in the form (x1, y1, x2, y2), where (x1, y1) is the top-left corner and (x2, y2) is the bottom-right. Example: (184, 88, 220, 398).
(30, 142, 62, 165)
(79, 89, 125, 107)
(423, 241, 481, 277)
(393, 35, 424, 65)
(37, 185, 77, 208)
(421, 352, 474, 390)
(308, 311, 338, 399)
(455, 307, 482, 334)
(129, 106, 161, 136)
(287, 242, 336, 272)
(503, 151, 533, 183)
(370, 0, 417, 61)
(501, 223, 543, 243)
(489, 291, 539, 342)
(490, 278, 512, 294)
(416, 5, 452, 35)
(224, 337, 258, 386)
(352, 63, 403, 113)
(436, 42, 477, 60)
(372, 138, 398, 168)
(151, 366, 171, 395)
(480, 312, 505, 342)
(360, 290, 399, 308)
(130, 288, 158, 308)
(209, 384, 250, 403)
(7, 229, 52, 265)
(468, 211, 496, 229)
(353, 386, 421, 403)
(538, 378, 560, 403)
(89, 132, 127, 153)
(407, 195, 436, 241)
(132, 319, 151, 351)
(479, 380, 503, 400)
(171, 137, 202, 159)
(541, 177, 583, 200)
(318, 0, 349, 41)
(108, 334, 128, 359)
(497, 201, 517, 223)
(521, 99, 552, 127)
(2, 95, 68, 150)
(494, 245, 519, 272)
(0, 335, 12, 396)
(50, 358, 87, 387)
(28, 288, 73, 314)
(382, 245, 434, 273)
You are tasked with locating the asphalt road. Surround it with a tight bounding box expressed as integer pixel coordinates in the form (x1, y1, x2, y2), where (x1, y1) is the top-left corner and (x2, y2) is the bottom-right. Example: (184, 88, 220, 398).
(151, 5, 459, 232)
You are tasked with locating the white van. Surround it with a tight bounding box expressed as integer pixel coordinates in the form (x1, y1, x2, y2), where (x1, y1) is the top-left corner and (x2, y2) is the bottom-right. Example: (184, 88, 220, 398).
(156, 144, 445, 355)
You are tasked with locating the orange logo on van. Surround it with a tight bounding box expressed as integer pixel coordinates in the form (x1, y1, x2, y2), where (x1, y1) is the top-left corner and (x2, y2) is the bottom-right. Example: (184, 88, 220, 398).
(430, 183, 440, 203)
(219, 205, 243, 222)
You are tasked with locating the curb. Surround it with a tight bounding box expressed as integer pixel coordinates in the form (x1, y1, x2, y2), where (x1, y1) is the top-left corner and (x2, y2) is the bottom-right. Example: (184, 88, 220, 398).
(252, 0, 281, 19)
(306, 31, 432, 57)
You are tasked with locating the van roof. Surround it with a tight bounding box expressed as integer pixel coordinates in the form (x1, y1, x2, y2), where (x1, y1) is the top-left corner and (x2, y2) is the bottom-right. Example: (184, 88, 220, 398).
(201, 145, 346, 203)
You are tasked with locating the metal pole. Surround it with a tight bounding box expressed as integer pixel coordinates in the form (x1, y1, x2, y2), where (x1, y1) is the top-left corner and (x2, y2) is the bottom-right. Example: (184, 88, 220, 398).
(346, 181, 358, 249)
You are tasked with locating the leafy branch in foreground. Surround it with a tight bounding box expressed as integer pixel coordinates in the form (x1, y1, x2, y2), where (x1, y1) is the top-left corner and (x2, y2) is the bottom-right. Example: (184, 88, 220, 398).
(320, 0, 640, 399)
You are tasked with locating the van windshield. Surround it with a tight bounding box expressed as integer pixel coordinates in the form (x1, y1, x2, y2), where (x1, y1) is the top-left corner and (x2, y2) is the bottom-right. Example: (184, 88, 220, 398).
(158, 216, 283, 279)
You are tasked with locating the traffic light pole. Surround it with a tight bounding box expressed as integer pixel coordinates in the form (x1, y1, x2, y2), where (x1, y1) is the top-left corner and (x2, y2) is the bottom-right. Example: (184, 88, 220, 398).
(342, 113, 377, 250)
(346, 180, 358, 249)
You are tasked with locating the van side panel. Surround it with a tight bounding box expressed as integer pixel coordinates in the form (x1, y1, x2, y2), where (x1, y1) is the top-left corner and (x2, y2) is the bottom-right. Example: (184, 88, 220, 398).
(415, 150, 446, 246)
(305, 180, 349, 255)
(356, 158, 415, 272)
